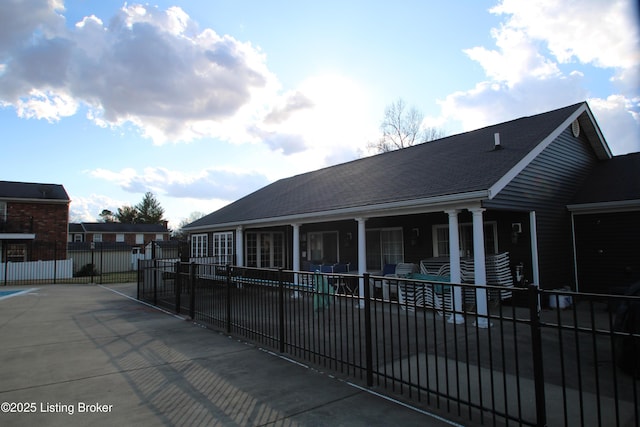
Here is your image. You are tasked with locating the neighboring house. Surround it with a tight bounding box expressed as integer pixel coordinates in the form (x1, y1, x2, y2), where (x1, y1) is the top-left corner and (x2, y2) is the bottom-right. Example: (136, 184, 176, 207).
(0, 180, 70, 262)
(68, 222, 170, 246)
(67, 222, 173, 273)
(183, 102, 636, 293)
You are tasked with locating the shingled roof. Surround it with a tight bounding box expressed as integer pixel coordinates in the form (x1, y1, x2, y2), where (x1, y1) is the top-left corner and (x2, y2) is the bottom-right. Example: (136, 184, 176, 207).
(71, 222, 169, 233)
(186, 102, 605, 230)
(0, 180, 70, 202)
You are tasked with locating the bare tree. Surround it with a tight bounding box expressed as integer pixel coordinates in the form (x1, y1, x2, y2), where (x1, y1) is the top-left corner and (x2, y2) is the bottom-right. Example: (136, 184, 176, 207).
(368, 98, 444, 153)
(173, 211, 206, 240)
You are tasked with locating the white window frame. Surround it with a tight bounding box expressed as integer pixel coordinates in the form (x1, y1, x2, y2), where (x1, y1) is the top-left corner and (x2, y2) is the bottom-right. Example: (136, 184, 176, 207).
(191, 233, 208, 258)
(155, 234, 164, 241)
(213, 232, 234, 263)
(432, 221, 498, 257)
(135, 234, 144, 244)
(93, 233, 103, 242)
(0, 201, 6, 221)
(245, 231, 285, 268)
(116, 233, 125, 242)
(74, 234, 83, 242)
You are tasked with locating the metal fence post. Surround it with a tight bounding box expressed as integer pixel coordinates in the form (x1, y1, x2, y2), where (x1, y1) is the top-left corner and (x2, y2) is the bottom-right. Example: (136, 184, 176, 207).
(53, 243, 57, 285)
(153, 258, 158, 306)
(175, 261, 181, 314)
(226, 264, 232, 334)
(189, 262, 196, 320)
(363, 272, 373, 387)
(278, 268, 285, 353)
(528, 284, 547, 427)
(136, 258, 141, 300)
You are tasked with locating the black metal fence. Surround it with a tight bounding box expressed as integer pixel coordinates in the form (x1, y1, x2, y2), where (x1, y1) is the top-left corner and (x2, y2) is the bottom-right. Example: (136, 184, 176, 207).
(1, 240, 185, 286)
(138, 261, 640, 427)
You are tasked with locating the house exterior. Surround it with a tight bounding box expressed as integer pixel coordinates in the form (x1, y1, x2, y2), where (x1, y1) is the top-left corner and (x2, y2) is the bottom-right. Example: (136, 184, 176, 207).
(183, 102, 634, 295)
(568, 152, 640, 293)
(0, 180, 70, 262)
(68, 222, 170, 246)
(67, 222, 173, 274)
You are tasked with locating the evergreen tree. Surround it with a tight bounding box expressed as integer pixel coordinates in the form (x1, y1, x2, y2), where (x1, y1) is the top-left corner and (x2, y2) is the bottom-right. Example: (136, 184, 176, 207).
(135, 192, 165, 224)
(115, 205, 139, 223)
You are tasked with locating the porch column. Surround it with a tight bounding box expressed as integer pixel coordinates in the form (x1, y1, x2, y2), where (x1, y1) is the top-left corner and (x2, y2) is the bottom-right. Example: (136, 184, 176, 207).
(292, 223, 301, 272)
(291, 223, 301, 297)
(356, 217, 367, 309)
(470, 208, 489, 328)
(235, 226, 243, 266)
(445, 209, 464, 324)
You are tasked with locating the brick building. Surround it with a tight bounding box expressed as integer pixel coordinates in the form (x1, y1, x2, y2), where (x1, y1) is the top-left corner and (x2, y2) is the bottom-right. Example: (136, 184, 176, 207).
(68, 222, 170, 247)
(0, 180, 70, 262)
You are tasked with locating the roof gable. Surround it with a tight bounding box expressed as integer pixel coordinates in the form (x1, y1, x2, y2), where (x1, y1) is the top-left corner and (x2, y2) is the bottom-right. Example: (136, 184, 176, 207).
(187, 102, 610, 230)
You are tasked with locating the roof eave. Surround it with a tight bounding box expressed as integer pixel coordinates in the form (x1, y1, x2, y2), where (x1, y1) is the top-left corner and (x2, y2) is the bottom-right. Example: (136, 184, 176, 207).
(567, 199, 640, 214)
(0, 197, 70, 204)
(184, 190, 490, 232)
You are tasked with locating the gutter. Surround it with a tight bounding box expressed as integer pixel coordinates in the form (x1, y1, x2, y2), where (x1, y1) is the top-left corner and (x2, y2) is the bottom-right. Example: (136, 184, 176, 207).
(567, 199, 640, 214)
(183, 190, 489, 232)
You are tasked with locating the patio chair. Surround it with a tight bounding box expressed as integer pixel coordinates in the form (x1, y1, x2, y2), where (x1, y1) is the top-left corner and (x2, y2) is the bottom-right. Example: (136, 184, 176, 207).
(399, 272, 453, 315)
(379, 263, 417, 301)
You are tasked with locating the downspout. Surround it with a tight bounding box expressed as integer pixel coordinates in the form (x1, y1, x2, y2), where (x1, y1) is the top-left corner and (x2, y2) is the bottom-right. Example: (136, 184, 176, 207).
(570, 213, 579, 292)
(529, 211, 540, 286)
(529, 211, 541, 311)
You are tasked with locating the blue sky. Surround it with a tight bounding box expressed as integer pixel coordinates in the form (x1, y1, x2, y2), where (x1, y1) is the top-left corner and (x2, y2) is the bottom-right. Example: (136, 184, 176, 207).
(2, 0, 639, 230)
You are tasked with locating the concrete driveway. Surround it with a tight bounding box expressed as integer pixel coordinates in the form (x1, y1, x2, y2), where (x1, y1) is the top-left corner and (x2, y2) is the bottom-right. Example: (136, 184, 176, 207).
(0, 283, 463, 427)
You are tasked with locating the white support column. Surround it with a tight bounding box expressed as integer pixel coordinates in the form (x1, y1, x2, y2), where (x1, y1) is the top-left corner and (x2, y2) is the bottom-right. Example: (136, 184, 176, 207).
(445, 209, 464, 324)
(292, 223, 301, 297)
(235, 226, 243, 266)
(292, 223, 301, 272)
(470, 208, 490, 328)
(356, 217, 367, 309)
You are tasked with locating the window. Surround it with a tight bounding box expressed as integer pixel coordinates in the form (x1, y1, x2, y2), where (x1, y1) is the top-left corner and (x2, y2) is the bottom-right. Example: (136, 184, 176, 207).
(432, 222, 498, 257)
(135, 234, 144, 244)
(93, 233, 102, 242)
(155, 234, 164, 241)
(307, 231, 338, 264)
(191, 234, 208, 257)
(116, 234, 125, 242)
(213, 232, 234, 263)
(74, 234, 83, 242)
(246, 232, 284, 268)
(0, 201, 6, 222)
(366, 228, 404, 270)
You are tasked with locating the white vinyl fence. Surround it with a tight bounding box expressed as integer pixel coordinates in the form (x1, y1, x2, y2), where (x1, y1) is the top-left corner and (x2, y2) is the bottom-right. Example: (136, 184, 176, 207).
(1, 259, 73, 282)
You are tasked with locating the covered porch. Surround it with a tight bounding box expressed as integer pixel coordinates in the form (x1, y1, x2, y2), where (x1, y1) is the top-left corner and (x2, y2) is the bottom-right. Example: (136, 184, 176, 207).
(235, 201, 540, 326)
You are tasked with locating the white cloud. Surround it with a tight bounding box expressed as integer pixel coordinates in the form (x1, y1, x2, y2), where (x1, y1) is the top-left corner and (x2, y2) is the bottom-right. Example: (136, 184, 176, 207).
(435, 0, 640, 155)
(0, 3, 280, 145)
(255, 74, 378, 162)
(68, 193, 128, 223)
(0, 2, 378, 161)
(88, 166, 269, 201)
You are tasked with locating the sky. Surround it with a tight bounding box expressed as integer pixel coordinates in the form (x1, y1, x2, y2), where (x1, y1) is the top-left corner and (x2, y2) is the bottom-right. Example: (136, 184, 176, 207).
(1, 0, 639, 231)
